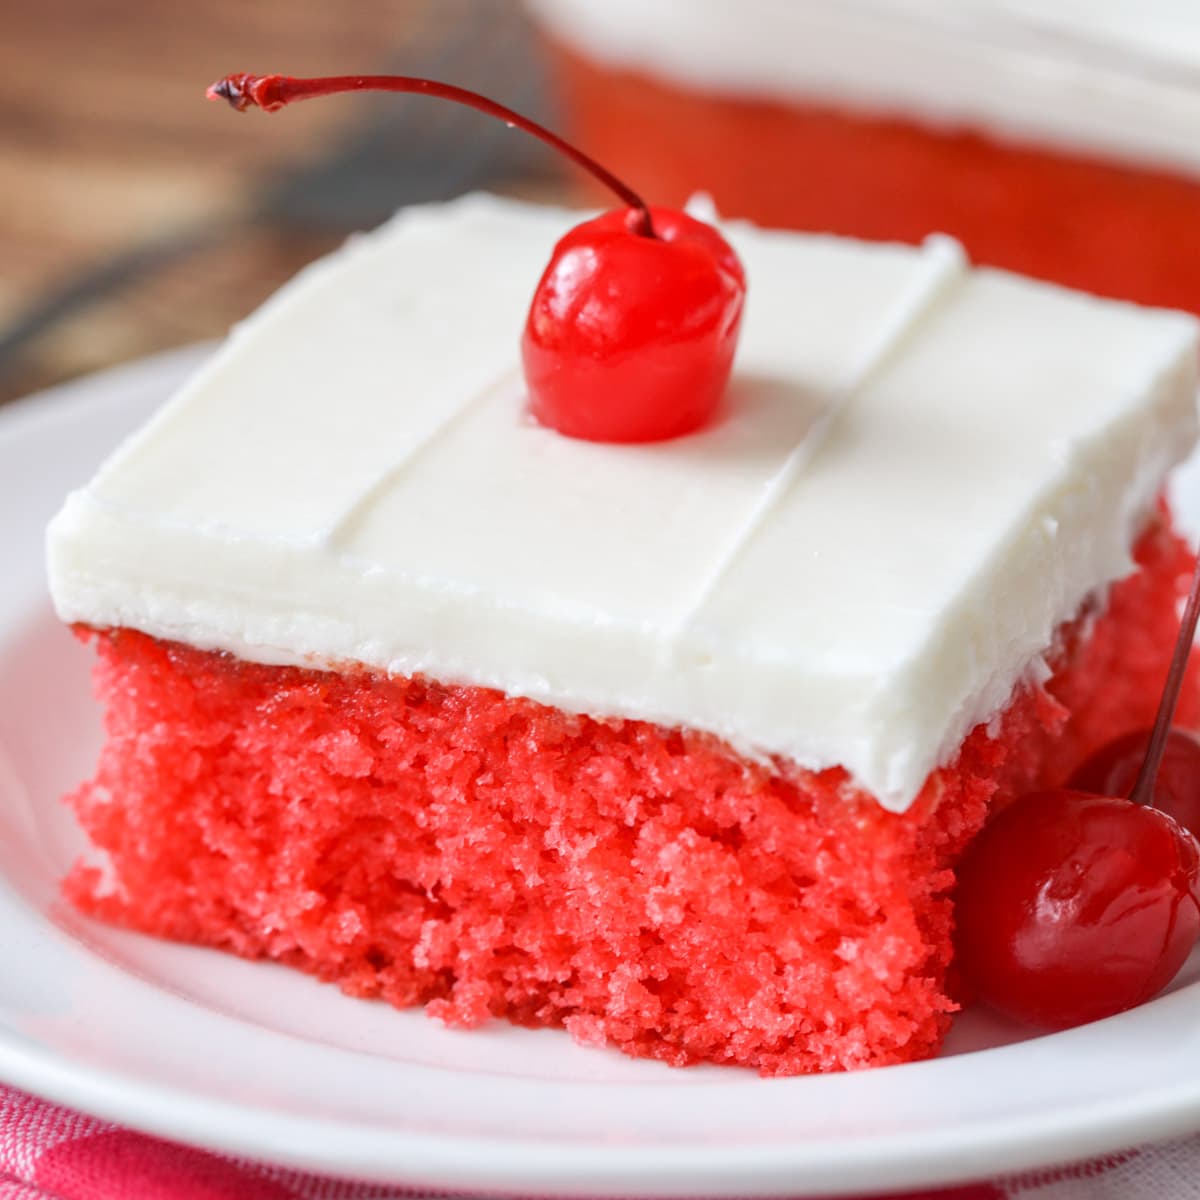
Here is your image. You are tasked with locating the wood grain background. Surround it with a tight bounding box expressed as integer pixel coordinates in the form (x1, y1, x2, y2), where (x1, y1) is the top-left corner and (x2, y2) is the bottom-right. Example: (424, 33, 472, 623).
(0, 0, 568, 406)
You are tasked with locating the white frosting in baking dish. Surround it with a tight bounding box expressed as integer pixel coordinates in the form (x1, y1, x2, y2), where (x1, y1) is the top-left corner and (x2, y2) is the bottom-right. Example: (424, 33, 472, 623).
(46, 194, 1200, 810)
(529, 0, 1200, 178)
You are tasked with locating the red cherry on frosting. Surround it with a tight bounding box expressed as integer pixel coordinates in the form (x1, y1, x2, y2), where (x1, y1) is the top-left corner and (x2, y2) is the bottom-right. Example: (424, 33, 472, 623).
(1069, 727, 1200, 840)
(522, 206, 745, 443)
(207, 72, 745, 445)
(954, 788, 1200, 1029)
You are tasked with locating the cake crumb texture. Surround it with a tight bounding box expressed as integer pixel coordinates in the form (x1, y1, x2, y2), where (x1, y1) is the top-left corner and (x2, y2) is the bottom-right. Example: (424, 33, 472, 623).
(65, 515, 1195, 1075)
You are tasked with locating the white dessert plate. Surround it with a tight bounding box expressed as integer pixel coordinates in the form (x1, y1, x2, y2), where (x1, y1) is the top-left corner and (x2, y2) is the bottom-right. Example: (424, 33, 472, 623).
(5, 345, 1200, 1198)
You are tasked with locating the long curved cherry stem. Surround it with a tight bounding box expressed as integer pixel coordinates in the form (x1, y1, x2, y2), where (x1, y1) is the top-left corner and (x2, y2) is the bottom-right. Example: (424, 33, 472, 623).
(1131, 551, 1200, 808)
(206, 73, 656, 238)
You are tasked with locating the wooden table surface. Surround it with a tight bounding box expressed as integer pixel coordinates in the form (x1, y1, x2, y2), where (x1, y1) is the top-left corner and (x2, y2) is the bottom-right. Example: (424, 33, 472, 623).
(0, 0, 567, 407)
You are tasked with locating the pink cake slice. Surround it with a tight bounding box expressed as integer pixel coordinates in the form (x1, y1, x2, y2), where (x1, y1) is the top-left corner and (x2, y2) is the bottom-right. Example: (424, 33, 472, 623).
(530, 1, 1200, 313)
(47, 196, 1200, 1074)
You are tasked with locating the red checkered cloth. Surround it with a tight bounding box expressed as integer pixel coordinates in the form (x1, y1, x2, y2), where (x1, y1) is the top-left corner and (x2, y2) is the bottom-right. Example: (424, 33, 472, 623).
(2, 1082, 1195, 1199)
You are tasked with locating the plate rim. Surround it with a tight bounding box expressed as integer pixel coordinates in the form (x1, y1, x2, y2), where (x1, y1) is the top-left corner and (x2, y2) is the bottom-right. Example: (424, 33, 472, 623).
(3, 1026, 1200, 1197)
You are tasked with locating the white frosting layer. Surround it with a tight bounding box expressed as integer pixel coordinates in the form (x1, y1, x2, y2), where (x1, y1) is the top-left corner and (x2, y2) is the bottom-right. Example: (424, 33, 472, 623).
(47, 195, 1200, 810)
(529, 0, 1200, 178)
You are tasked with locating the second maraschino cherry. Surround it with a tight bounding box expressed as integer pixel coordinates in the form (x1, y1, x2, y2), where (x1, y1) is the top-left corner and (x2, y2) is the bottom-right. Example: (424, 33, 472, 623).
(1070, 727, 1200, 840)
(208, 72, 745, 444)
(955, 789, 1200, 1029)
(955, 535, 1200, 1029)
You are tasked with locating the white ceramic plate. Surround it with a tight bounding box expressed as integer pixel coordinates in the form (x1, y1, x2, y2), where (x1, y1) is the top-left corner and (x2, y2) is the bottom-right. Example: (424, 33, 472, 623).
(4, 346, 1200, 1197)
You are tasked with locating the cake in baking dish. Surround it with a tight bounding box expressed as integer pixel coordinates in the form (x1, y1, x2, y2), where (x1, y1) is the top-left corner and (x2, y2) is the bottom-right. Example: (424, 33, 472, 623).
(46, 195, 1200, 1074)
(530, 0, 1200, 313)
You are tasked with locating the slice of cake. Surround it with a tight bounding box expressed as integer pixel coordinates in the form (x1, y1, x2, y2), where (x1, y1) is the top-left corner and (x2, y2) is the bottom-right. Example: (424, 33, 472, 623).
(529, 0, 1200, 312)
(46, 194, 1200, 1075)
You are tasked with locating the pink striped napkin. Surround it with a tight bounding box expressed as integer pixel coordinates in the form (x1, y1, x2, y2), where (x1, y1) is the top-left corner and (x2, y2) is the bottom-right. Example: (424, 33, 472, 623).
(3, 1081, 1198, 1199)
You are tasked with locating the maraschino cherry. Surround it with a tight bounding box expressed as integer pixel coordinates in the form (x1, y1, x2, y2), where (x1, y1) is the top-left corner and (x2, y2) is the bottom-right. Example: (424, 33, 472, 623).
(1065, 553, 1200, 840)
(1070, 730, 1200, 841)
(207, 73, 745, 444)
(955, 789, 1200, 1029)
(955, 547, 1200, 1029)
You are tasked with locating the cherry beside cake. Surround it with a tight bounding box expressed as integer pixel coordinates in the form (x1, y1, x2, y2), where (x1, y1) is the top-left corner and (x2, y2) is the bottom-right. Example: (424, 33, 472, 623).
(530, 0, 1200, 314)
(44, 75, 1200, 1074)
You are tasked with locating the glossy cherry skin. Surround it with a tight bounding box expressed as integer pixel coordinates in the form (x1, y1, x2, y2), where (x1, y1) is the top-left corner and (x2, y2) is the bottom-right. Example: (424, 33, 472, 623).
(955, 789, 1200, 1029)
(1069, 727, 1200, 840)
(522, 206, 746, 443)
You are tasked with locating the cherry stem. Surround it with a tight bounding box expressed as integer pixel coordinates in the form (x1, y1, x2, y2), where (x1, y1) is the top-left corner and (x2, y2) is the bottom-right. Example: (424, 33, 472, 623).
(1130, 549, 1200, 807)
(206, 73, 656, 238)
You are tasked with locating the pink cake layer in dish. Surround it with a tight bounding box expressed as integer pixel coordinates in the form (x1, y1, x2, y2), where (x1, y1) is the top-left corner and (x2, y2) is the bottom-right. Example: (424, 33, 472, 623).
(64, 510, 1198, 1076)
(542, 39, 1200, 315)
